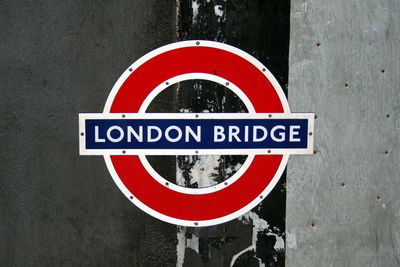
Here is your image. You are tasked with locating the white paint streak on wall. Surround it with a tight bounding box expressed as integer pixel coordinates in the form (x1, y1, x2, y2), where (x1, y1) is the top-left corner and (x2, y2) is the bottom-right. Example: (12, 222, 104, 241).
(176, 227, 186, 267)
(175, 167, 185, 186)
(179, 108, 191, 113)
(230, 244, 256, 267)
(231, 212, 272, 267)
(192, 0, 199, 23)
(250, 212, 269, 231)
(273, 235, 285, 251)
(214, 5, 223, 17)
(186, 233, 199, 253)
(176, 226, 200, 267)
(190, 155, 220, 187)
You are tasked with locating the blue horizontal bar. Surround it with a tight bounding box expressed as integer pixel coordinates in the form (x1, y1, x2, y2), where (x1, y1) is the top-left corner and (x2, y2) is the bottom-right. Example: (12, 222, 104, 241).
(85, 119, 308, 150)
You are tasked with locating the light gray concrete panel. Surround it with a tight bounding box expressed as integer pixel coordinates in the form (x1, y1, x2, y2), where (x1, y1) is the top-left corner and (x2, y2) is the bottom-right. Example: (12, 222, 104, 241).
(287, 0, 400, 266)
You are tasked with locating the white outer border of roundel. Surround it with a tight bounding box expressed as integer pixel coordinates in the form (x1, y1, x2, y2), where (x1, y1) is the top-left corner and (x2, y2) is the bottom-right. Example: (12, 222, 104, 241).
(102, 40, 290, 227)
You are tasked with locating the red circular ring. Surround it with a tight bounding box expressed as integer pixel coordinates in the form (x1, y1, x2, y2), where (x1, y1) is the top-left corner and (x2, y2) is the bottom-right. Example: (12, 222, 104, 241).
(107, 43, 286, 223)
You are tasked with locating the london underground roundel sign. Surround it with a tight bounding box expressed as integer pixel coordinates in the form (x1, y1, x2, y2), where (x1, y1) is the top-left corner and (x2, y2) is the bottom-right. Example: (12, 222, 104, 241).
(79, 41, 314, 227)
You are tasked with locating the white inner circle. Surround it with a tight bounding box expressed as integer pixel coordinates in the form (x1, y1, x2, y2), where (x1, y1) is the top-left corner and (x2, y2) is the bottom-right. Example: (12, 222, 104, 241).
(138, 73, 256, 195)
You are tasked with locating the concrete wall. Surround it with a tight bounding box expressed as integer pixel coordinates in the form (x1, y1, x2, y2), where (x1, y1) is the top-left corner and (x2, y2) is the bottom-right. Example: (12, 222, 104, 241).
(287, 0, 400, 266)
(2, 0, 399, 266)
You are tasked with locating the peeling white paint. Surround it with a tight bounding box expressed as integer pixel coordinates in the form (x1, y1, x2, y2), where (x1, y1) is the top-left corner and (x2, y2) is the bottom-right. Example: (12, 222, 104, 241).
(176, 227, 186, 267)
(192, 0, 199, 23)
(176, 226, 199, 267)
(237, 212, 251, 224)
(187, 233, 199, 253)
(232, 212, 286, 266)
(175, 167, 185, 186)
(225, 162, 243, 178)
(214, 5, 223, 17)
(250, 211, 269, 231)
(179, 108, 191, 113)
(276, 235, 284, 251)
(230, 244, 256, 267)
(189, 156, 220, 187)
(231, 212, 270, 267)
(272, 234, 285, 252)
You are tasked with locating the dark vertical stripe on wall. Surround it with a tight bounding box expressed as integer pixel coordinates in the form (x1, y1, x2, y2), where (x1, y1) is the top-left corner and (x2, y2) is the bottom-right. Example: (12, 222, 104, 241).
(176, 0, 290, 266)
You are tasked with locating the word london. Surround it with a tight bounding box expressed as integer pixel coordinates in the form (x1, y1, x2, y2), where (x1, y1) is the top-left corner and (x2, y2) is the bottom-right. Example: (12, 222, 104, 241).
(94, 124, 302, 144)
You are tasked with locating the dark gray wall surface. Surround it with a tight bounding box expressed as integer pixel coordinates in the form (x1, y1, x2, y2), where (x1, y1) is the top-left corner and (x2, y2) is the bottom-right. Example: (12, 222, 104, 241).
(1, 0, 294, 266)
(0, 1, 177, 266)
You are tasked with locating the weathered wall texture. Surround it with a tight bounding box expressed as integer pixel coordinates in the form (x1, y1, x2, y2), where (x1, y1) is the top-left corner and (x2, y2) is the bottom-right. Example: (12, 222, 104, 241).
(2, 0, 398, 266)
(287, 0, 400, 266)
(175, 1, 289, 266)
(1, 0, 289, 266)
(0, 1, 176, 266)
